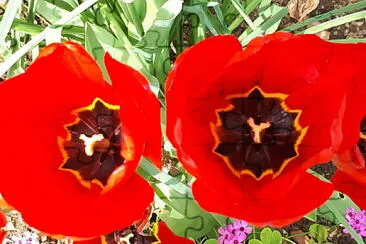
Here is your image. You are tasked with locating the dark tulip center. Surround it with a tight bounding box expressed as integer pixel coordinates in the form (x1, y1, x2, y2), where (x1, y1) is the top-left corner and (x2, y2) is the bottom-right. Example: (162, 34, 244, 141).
(213, 88, 304, 179)
(60, 98, 124, 187)
(358, 117, 366, 159)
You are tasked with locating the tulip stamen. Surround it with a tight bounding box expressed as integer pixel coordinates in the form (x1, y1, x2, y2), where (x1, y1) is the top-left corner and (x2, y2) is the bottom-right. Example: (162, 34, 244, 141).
(247, 117, 271, 144)
(360, 132, 366, 141)
(60, 98, 124, 188)
(79, 134, 105, 156)
(119, 233, 134, 243)
(212, 87, 303, 179)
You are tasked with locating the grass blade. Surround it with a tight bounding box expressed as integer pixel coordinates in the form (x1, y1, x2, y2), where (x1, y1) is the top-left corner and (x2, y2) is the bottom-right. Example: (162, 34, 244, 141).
(0, 0, 98, 77)
(0, 0, 22, 45)
(303, 10, 366, 34)
(283, 0, 366, 32)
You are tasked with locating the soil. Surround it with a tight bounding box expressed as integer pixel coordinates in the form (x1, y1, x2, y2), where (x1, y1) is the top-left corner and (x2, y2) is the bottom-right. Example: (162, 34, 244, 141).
(275, 0, 366, 39)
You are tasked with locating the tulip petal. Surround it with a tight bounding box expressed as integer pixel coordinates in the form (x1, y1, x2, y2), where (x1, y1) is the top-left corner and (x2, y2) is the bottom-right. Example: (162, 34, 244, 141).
(193, 172, 333, 227)
(332, 170, 366, 209)
(0, 210, 5, 243)
(104, 53, 162, 168)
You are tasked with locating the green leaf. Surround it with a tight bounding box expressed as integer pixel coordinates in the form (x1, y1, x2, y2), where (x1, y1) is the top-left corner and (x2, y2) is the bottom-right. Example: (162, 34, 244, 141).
(240, 7, 288, 46)
(183, 4, 229, 35)
(283, 0, 366, 32)
(260, 228, 273, 243)
(305, 209, 318, 222)
(37, 0, 82, 25)
(303, 10, 366, 34)
(309, 224, 328, 243)
(230, 0, 257, 31)
(203, 239, 218, 244)
(270, 230, 282, 244)
(27, 0, 41, 24)
(227, 0, 261, 32)
(249, 240, 263, 244)
(331, 39, 366, 43)
(258, 228, 282, 244)
(154, 183, 223, 239)
(137, 0, 183, 53)
(318, 191, 364, 244)
(85, 23, 125, 83)
(142, 0, 167, 31)
(0, 0, 98, 77)
(138, 159, 230, 239)
(0, 0, 22, 45)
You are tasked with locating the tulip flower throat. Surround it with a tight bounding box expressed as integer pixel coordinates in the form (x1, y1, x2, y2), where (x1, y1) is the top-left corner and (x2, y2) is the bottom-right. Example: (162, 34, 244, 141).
(212, 87, 307, 180)
(59, 98, 124, 188)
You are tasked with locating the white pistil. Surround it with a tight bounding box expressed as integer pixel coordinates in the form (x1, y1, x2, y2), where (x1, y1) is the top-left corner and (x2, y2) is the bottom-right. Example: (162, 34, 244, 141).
(79, 134, 104, 156)
(119, 233, 134, 243)
(247, 117, 271, 144)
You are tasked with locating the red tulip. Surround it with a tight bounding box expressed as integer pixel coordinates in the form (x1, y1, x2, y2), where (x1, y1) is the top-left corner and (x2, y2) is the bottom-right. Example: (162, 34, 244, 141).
(0, 42, 161, 238)
(332, 170, 366, 209)
(330, 43, 366, 184)
(325, 42, 366, 208)
(165, 33, 354, 226)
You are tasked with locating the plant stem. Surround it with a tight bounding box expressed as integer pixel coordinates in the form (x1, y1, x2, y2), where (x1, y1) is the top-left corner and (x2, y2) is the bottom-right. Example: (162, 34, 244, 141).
(287, 231, 310, 238)
(282, 237, 297, 244)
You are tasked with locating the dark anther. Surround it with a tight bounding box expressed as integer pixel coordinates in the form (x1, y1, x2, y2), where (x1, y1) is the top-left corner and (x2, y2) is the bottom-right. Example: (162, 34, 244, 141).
(213, 88, 302, 179)
(61, 100, 124, 186)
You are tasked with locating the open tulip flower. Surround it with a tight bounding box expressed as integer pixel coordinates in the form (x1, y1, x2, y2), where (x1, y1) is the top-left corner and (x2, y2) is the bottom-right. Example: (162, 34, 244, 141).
(331, 44, 366, 208)
(164, 33, 360, 226)
(0, 42, 161, 238)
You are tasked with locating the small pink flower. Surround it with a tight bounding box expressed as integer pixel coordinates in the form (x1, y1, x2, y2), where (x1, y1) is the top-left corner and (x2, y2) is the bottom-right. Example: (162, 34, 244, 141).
(343, 207, 366, 238)
(218, 220, 252, 244)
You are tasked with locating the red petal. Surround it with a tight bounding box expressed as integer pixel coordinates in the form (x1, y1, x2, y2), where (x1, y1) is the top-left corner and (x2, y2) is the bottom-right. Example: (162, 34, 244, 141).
(104, 53, 162, 168)
(0, 210, 5, 243)
(73, 237, 103, 244)
(2, 174, 153, 238)
(157, 221, 194, 244)
(193, 172, 333, 227)
(332, 170, 366, 209)
(336, 44, 366, 153)
(165, 35, 242, 172)
(333, 146, 366, 184)
(0, 43, 154, 238)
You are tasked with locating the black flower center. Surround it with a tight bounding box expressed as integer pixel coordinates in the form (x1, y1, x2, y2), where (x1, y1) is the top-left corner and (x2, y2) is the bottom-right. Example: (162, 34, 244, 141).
(358, 117, 366, 159)
(60, 98, 124, 187)
(212, 87, 304, 179)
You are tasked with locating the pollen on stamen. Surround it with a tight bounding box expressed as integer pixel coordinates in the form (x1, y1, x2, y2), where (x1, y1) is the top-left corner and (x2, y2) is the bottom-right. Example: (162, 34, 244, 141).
(247, 117, 271, 144)
(79, 134, 104, 156)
